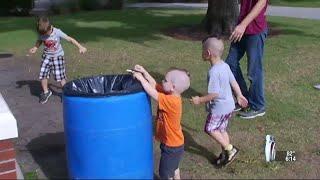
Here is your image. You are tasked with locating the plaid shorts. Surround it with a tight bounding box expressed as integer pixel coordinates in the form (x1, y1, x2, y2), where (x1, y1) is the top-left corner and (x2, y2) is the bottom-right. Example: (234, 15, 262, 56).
(39, 54, 66, 81)
(204, 112, 232, 133)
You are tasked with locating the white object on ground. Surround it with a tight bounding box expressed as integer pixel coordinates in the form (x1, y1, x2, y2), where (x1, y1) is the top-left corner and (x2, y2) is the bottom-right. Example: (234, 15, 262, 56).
(265, 135, 276, 162)
(0, 93, 18, 140)
(314, 84, 320, 90)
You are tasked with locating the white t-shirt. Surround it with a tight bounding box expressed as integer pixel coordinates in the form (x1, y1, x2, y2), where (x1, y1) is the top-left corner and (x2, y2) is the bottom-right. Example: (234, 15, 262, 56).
(207, 61, 236, 115)
(38, 27, 68, 56)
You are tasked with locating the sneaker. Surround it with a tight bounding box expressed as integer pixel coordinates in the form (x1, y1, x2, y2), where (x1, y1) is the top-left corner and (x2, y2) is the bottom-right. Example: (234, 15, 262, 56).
(234, 103, 242, 112)
(39, 90, 52, 104)
(239, 108, 265, 119)
(215, 151, 227, 167)
(314, 84, 320, 90)
(224, 146, 239, 166)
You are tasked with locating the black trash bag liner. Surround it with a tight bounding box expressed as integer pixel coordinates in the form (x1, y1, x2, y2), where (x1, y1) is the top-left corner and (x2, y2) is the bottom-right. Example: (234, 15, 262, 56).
(63, 74, 144, 97)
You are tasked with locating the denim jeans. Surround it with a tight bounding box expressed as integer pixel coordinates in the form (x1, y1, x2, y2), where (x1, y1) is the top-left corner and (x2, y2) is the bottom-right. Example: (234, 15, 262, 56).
(225, 29, 268, 111)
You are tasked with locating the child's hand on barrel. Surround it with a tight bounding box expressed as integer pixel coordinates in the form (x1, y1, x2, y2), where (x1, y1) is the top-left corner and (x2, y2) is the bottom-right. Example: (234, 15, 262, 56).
(133, 71, 144, 81)
(134, 64, 146, 74)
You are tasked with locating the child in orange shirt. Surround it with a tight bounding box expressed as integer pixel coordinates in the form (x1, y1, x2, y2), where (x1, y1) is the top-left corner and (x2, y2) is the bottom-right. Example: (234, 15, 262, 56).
(132, 65, 190, 180)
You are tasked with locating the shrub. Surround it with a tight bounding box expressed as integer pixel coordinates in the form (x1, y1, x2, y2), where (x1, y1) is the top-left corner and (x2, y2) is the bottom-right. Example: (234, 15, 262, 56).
(0, 0, 33, 16)
(51, 0, 81, 14)
(44, 0, 123, 14)
(109, 0, 124, 9)
(80, 0, 110, 10)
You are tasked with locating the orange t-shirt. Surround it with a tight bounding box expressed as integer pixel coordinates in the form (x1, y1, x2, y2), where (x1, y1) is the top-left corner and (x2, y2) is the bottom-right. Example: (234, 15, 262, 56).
(155, 84, 184, 147)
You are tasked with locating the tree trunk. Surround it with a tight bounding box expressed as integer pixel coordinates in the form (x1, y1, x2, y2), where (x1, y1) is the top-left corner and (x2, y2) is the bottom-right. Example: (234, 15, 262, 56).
(203, 0, 239, 37)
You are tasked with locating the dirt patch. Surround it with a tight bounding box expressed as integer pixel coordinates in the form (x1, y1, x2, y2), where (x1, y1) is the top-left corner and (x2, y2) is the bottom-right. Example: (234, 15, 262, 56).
(163, 24, 282, 41)
(163, 25, 208, 41)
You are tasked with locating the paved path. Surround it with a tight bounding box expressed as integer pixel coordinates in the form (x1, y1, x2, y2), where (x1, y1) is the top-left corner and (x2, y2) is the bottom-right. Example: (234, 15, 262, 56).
(0, 56, 67, 179)
(126, 3, 320, 20)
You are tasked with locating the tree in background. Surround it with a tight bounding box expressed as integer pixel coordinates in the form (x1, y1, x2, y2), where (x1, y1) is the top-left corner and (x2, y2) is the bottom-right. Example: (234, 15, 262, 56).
(80, 0, 123, 10)
(203, 0, 239, 36)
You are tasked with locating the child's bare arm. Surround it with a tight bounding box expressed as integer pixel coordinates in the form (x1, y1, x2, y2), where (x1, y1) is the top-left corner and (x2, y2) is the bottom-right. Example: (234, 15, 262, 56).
(65, 36, 87, 54)
(230, 80, 242, 97)
(231, 80, 248, 107)
(29, 40, 42, 54)
(34, 40, 42, 48)
(133, 72, 158, 101)
(134, 65, 156, 88)
(191, 93, 218, 105)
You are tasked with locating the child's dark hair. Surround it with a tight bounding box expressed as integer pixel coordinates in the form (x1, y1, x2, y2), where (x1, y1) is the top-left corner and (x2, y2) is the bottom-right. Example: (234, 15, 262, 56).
(36, 16, 52, 35)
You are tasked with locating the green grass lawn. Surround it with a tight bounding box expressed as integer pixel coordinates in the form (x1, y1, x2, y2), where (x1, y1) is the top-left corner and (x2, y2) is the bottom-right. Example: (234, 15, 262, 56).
(1, 9, 319, 179)
(24, 171, 38, 180)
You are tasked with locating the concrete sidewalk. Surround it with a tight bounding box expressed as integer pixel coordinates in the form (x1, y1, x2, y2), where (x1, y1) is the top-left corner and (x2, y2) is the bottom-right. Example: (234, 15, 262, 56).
(126, 3, 320, 20)
(0, 56, 67, 179)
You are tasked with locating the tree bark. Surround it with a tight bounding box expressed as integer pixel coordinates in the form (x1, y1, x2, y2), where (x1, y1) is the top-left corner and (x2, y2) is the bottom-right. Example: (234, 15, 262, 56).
(204, 0, 239, 37)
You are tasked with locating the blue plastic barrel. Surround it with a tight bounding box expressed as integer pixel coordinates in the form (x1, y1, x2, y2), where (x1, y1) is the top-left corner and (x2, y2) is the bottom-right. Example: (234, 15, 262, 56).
(62, 75, 153, 179)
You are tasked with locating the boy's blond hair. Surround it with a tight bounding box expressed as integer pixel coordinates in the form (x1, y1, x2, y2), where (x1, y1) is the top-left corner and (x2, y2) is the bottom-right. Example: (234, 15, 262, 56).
(167, 68, 190, 93)
(36, 16, 52, 35)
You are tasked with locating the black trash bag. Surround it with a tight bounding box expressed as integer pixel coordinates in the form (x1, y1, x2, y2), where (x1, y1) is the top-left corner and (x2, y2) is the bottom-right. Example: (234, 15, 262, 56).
(63, 74, 144, 97)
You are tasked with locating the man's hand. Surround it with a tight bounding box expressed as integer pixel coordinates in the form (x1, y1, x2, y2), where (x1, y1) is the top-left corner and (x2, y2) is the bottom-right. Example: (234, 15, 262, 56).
(190, 96, 201, 105)
(134, 64, 146, 74)
(229, 24, 246, 43)
(237, 95, 248, 108)
(79, 46, 87, 54)
(29, 47, 38, 54)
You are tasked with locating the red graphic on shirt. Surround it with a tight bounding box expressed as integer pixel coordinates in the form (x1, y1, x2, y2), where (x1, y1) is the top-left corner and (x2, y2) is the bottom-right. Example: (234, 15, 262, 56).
(44, 40, 57, 51)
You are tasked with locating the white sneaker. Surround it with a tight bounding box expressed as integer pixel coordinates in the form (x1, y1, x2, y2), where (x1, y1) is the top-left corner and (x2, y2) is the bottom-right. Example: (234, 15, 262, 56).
(314, 84, 320, 90)
(224, 146, 239, 166)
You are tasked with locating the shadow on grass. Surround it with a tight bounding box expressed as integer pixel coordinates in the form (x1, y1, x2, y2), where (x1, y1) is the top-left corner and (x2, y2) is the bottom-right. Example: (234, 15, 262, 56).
(183, 87, 202, 99)
(16, 80, 63, 98)
(268, 21, 320, 39)
(0, 9, 204, 44)
(149, 71, 164, 82)
(1, 9, 319, 47)
(182, 125, 217, 163)
(27, 132, 68, 179)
